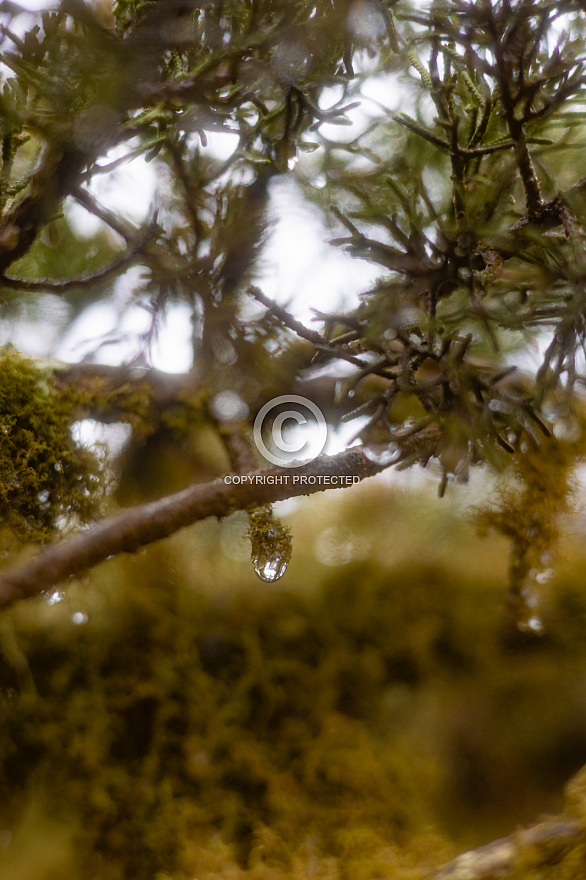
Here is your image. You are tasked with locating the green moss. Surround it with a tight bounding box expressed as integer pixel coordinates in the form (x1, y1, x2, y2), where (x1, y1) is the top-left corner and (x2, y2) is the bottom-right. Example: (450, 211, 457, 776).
(0, 548, 454, 879)
(0, 347, 102, 542)
(5, 486, 586, 878)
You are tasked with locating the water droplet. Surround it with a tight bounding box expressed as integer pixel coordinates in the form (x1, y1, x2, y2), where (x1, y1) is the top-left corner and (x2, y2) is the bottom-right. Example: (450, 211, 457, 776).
(46, 589, 63, 605)
(510, 577, 548, 635)
(248, 505, 292, 583)
(253, 556, 289, 582)
(363, 441, 401, 466)
(72, 611, 88, 625)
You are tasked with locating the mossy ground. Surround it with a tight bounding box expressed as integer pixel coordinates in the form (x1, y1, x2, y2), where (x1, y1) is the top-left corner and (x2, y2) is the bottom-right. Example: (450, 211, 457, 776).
(2, 478, 586, 878)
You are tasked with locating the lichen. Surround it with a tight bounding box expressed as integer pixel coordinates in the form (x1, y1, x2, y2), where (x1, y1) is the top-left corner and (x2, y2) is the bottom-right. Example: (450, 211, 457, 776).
(474, 418, 586, 628)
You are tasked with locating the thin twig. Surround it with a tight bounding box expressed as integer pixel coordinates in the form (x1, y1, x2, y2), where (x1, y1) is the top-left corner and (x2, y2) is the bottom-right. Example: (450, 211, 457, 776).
(249, 285, 382, 370)
(215, 421, 260, 474)
(81, 143, 157, 180)
(73, 186, 141, 244)
(248, 284, 325, 345)
(0, 144, 88, 273)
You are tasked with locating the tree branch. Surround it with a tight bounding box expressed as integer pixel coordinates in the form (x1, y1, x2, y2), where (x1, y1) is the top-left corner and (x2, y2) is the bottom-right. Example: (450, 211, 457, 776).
(0, 448, 384, 609)
(73, 186, 141, 245)
(51, 360, 198, 424)
(248, 284, 326, 346)
(249, 285, 389, 372)
(215, 422, 260, 474)
(50, 359, 361, 428)
(431, 817, 583, 880)
(0, 144, 88, 272)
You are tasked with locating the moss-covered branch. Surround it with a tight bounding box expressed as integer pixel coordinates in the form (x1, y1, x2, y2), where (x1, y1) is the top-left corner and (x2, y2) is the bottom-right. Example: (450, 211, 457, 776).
(0, 418, 442, 607)
(0, 448, 387, 608)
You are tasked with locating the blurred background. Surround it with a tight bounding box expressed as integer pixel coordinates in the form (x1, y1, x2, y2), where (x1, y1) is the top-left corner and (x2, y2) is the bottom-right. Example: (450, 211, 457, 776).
(3, 467, 586, 879)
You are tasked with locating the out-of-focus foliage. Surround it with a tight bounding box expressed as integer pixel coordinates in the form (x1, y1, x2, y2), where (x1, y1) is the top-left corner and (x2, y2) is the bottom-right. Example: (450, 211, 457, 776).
(305, 1, 586, 482)
(3, 484, 586, 878)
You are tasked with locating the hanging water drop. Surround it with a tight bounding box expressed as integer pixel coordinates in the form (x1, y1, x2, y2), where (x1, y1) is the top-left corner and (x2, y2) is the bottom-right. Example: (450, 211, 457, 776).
(254, 555, 289, 582)
(247, 505, 292, 583)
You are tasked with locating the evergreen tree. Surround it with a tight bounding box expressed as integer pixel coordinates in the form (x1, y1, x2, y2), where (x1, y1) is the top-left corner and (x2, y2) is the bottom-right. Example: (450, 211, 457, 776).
(2, 1, 586, 876)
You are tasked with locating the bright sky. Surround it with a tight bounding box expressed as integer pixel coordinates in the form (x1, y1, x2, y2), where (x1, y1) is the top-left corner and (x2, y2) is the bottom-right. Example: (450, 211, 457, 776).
(0, 0, 407, 375)
(2, 0, 407, 374)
